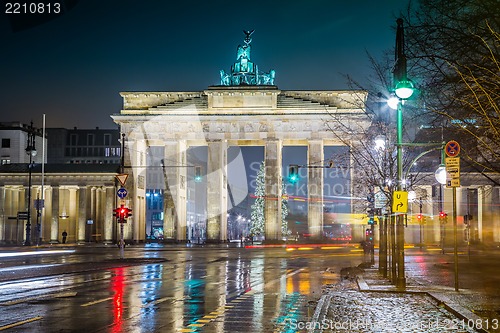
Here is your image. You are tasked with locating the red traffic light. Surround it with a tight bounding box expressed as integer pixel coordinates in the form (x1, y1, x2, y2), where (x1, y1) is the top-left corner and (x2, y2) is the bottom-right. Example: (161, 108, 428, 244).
(416, 213, 422, 220)
(113, 205, 132, 222)
(439, 211, 447, 218)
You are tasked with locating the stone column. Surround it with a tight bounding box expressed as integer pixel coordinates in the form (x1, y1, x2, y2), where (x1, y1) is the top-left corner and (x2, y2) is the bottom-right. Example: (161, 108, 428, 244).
(90, 186, 97, 235)
(478, 185, 493, 243)
(77, 187, 87, 243)
(420, 186, 436, 243)
(43, 186, 52, 242)
(163, 142, 178, 240)
(104, 186, 115, 243)
(308, 140, 324, 238)
(264, 139, 282, 241)
(5, 188, 16, 243)
(94, 187, 104, 243)
(69, 187, 78, 243)
(129, 139, 146, 242)
(0, 187, 5, 244)
(206, 139, 228, 242)
(176, 140, 188, 241)
(493, 187, 500, 243)
(50, 186, 59, 243)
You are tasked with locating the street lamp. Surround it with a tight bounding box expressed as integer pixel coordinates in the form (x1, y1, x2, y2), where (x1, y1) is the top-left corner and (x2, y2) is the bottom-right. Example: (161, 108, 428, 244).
(393, 18, 415, 289)
(24, 121, 37, 246)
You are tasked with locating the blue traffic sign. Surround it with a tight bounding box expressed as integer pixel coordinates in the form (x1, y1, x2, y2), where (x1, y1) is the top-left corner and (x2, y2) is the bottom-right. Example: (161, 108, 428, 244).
(117, 187, 128, 199)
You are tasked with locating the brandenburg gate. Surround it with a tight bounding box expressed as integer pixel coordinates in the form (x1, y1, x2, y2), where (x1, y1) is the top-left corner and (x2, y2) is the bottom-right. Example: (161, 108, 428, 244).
(112, 31, 369, 243)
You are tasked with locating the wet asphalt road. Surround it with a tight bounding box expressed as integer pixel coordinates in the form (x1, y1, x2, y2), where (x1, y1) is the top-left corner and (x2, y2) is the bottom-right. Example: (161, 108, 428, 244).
(0, 245, 364, 332)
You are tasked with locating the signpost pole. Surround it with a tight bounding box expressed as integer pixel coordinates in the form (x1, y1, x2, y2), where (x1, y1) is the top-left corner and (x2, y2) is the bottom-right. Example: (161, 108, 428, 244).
(444, 140, 460, 291)
(120, 221, 124, 260)
(453, 187, 458, 291)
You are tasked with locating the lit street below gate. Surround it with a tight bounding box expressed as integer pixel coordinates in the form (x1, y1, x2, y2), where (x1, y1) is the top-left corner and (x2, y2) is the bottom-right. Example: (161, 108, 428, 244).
(0, 245, 363, 332)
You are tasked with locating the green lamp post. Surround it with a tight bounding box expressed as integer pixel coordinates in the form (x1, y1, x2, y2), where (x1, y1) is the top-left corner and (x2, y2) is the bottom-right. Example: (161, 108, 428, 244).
(393, 18, 415, 289)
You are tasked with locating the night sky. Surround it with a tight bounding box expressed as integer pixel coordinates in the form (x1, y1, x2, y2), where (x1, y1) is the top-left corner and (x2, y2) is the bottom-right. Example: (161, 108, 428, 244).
(1, 0, 408, 129)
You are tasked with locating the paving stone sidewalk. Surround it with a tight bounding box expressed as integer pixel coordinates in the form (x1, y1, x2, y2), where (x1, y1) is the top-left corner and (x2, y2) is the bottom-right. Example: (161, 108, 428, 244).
(291, 267, 495, 333)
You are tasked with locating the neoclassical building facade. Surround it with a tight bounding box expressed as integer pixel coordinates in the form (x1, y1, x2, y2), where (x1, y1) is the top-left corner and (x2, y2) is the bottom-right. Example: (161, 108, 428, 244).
(0, 164, 118, 244)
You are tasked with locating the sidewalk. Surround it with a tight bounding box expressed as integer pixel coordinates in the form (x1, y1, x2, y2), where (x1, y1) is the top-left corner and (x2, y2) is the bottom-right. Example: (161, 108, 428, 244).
(305, 266, 496, 333)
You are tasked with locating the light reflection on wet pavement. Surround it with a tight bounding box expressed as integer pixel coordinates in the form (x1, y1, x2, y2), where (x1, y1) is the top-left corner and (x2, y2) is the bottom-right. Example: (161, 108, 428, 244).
(0, 247, 362, 332)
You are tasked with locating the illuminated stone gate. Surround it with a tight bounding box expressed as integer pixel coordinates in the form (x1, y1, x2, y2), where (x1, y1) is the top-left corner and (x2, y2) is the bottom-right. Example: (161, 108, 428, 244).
(112, 32, 369, 242)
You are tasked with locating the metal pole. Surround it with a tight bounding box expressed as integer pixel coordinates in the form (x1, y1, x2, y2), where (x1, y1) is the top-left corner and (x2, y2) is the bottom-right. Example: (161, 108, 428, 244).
(379, 212, 388, 277)
(419, 197, 423, 250)
(391, 213, 397, 283)
(24, 124, 34, 246)
(120, 221, 124, 259)
(40, 114, 46, 246)
(396, 101, 406, 288)
(453, 187, 459, 291)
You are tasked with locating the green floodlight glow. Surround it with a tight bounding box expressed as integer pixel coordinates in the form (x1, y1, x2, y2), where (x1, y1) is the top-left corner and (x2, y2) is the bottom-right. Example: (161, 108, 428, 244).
(395, 80, 415, 100)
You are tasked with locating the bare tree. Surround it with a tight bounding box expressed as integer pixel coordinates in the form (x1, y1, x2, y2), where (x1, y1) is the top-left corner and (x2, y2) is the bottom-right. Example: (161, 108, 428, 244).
(402, 0, 500, 174)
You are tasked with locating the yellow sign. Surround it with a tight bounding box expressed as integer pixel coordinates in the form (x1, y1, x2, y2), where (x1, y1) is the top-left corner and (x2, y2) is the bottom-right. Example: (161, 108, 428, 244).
(445, 157, 460, 168)
(392, 191, 408, 213)
(447, 178, 460, 188)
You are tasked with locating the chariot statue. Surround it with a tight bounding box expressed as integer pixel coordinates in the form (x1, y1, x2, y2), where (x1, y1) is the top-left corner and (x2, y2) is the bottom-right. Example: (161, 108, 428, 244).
(219, 30, 276, 86)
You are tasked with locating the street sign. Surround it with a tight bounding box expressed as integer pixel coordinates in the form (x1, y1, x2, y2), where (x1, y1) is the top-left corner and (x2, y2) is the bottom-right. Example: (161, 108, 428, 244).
(116, 174, 129, 187)
(374, 191, 388, 209)
(392, 191, 408, 213)
(34, 199, 44, 210)
(117, 187, 128, 199)
(445, 140, 460, 157)
(445, 157, 460, 188)
(87, 219, 94, 225)
(447, 167, 460, 179)
(445, 157, 460, 168)
(17, 212, 28, 220)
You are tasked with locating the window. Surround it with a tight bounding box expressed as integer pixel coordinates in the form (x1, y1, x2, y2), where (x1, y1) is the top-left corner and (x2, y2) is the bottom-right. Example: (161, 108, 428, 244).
(87, 134, 94, 146)
(104, 134, 111, 146)
(1, 159, 10, 165)
(70, 134, 78, 146)
(105, 148, 110, 157)
(1, 139, 10, 148)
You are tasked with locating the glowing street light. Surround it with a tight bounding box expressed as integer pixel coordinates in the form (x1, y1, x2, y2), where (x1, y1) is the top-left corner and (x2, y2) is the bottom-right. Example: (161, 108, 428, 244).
(392, 18, 415, 289)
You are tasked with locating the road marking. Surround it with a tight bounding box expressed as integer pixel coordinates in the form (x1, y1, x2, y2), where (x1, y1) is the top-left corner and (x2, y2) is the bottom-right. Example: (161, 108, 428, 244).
(81, 297, 113, 307)
(0, 291, 77, 306)
(142, 296, 177, 307)
(0, 316, 43, 331)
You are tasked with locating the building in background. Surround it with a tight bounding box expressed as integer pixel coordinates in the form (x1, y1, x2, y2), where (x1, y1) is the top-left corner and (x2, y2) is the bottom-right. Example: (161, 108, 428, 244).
(46, 127, 121, 164)
(0, 122, 46, 165)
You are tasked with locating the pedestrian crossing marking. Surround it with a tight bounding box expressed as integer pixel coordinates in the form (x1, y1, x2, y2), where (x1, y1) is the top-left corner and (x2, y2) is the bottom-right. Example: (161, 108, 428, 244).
(197, 319, 211, 323)
(203, 315, 217, 319)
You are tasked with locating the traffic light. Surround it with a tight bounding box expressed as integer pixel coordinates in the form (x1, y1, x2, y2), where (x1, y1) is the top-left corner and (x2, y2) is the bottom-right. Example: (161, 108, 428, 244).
(365, 228, 373, 242)
(416, 213, 423, 223)
(113, 205, 132, 223)
(439, 211, 448, 224)
(288, 165, 299, 183)
(194, 166, 202, 182)
(464, 214, 472, 226)
(368, 217, 375, 225)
